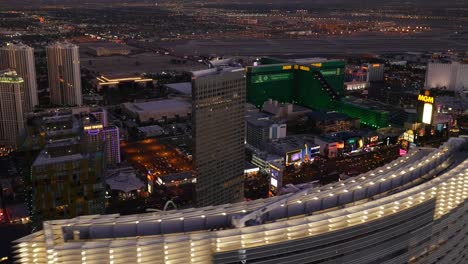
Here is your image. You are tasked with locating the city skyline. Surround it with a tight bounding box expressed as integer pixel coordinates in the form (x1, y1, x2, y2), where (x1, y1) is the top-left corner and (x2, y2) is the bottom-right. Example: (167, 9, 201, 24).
(0, 1, 466, 263)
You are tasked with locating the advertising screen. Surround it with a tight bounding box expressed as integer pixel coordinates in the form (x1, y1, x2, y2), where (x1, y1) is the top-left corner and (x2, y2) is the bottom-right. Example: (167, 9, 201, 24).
(422, 103, 433, 124)
(286, 150, 302, 165)
(291, 152, 301, 161)
(270, 168, 279, 178)
(270, 178, 278, 188)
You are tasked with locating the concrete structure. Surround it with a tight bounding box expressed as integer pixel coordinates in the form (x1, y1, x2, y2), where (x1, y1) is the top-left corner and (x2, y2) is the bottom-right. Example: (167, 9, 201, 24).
(14, 138, 468, 264)
(0, 43, 38, 112)
(366, 63, 385, 82)
(122, 99, 191, 123)
(250, 152, 283, 172)
(46, 42, 83, 106)
(425, 61, 468, 92)
(192, 67, 245, 206)
(0, 70, 25, 148)
(246, 113, 286, 149)
(262, 99, 312, 121)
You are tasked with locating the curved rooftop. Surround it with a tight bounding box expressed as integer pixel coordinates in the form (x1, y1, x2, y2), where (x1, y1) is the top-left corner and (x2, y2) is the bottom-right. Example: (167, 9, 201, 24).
(14, 137, 468, 264)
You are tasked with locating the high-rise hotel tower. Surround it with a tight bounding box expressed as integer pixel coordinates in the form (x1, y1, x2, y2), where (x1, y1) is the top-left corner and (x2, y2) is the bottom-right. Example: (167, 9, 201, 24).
(46, 42, 83, 106)
(192, 67, 246, 206)
(0, 70, 25, 148)
(0, 43, 38, 112)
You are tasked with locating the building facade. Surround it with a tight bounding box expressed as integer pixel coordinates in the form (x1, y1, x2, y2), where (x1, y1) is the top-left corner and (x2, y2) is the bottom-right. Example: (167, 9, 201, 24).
(30, 138, 106, 225)
(46, 42, 82, 106)
(246, 58, 390, 128)
(0, 43, 38, 112)
(246, 115, 286, 149)
(0, 70, 25, 148)
(78, 108, 121, 165)
(425, 61, 468, 92)
(366, 63, 384, 82)
(192, 67, 245, 206)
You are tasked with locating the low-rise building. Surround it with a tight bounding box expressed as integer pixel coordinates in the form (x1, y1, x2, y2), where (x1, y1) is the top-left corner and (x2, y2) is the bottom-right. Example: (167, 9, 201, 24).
(307, 111, 360, 134)
(122, 98, 191, 123)
(95, 74, 154, 91)
(246, 112, 286, 149)
(137, 125, 164, 137)
(262, 99, 312, 121)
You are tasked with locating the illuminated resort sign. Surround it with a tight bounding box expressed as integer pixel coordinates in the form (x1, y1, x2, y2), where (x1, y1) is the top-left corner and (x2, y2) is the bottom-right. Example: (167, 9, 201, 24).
(418, 91, 434, 125)
(251, 73, 294, 84)
(418, 94, 434, 104)
(84, 124, 103, 130)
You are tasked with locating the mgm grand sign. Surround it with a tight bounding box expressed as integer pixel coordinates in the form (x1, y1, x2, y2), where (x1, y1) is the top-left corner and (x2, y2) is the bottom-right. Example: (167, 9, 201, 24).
(418, 90, 435, 125)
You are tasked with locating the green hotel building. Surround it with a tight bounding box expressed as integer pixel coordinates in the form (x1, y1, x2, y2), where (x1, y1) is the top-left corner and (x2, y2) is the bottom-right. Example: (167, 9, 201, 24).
(246, 58, 389, 128)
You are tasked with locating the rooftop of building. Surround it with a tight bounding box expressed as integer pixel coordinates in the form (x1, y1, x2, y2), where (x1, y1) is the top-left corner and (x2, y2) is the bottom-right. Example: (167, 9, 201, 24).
(0, 70, 24, 83)
(342, 96, 392, 113)
(164, 82, 192, 95)
(246, 117, 277, 128)
(123, 98, 191, 114)
(318, 131, 362, 143)
(267, 135, 317, 154)
(47, 42, 78, 49)
(137, 125, 164, 133)
(85, 42, 131, 50)
(1, 42, 32, 50)
(32, 138, 85, 167)
(191, 66, 244, 78)
(96, 74, 152, 83)
(307, 111, 356, 122)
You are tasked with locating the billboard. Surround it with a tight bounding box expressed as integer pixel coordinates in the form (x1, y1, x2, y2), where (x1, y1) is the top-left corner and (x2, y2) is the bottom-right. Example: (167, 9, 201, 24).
(417, 90, 434, 125)
(422, 103, 433, 124)
(269, 164, 283, 196)
(286, 150, 302, 165)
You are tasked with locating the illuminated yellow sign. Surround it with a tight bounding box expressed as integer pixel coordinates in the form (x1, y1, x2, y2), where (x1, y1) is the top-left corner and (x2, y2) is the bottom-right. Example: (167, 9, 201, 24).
(372, 64, 381, 67)
(282, 65, 292, 70)
(418, 94, 434, 104)
(311, 63, 322, 67)
(84, 124, 103, 130)
(300, 66, 310, 71)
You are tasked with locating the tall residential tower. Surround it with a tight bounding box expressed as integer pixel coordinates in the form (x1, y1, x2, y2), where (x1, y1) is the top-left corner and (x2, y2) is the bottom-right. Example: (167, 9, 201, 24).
(192, 67, 245, 206)
(0, 70, 25, 148)
(0, 43, 38, 112)
(46, 42, 83, 106)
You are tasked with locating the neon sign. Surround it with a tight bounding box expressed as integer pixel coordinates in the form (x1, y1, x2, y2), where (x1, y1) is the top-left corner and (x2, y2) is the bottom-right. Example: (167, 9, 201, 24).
(418, 94, 434, 104)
